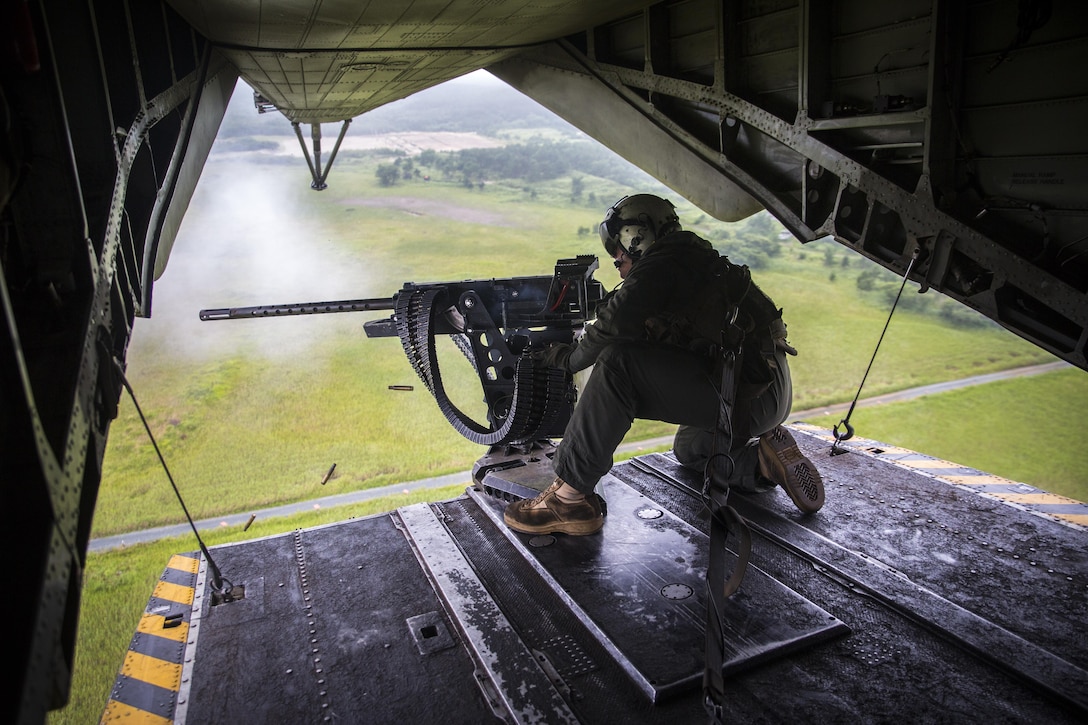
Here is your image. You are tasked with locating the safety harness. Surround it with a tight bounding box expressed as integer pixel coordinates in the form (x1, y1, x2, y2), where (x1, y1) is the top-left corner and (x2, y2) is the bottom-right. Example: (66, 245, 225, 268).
(700, 257, 784, 722)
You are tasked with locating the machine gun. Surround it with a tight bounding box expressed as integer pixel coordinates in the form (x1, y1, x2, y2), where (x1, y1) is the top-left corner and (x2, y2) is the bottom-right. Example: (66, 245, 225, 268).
(200, 256, 605, 447)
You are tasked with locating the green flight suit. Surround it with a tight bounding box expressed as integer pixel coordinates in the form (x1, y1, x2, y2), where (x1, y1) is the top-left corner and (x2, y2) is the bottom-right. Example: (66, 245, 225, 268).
(546, 230, 793, 494)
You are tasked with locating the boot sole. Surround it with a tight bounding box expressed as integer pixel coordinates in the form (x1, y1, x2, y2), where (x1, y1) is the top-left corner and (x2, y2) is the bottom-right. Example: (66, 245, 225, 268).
(502, 510, 604, 536)
(760, 426, 825, 513)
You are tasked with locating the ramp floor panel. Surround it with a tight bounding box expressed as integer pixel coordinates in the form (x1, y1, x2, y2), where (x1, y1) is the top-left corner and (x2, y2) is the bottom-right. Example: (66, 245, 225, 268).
(612, 431, 1087, 720)
(436, 496, 706, 724)
(466, 475, 849, 701)
(629, 439, 1088, 682)
(110, 426, 1088, 723)
(180, 516, 498, 723)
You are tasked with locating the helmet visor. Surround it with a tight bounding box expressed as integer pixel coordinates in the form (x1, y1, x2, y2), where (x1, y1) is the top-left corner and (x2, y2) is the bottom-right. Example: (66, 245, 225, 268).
(599, 196, 633, 250)
(601, 230, 620, 257)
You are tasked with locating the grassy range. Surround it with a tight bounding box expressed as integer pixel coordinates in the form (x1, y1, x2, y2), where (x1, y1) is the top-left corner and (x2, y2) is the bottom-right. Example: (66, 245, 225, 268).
(51, 136, 1087, 723)
(95, 154, 1075, 537)
(804, 367, 1088, 499)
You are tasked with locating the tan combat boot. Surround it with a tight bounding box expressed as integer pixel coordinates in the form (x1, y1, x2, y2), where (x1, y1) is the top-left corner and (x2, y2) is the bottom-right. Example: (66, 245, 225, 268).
(503, 479, 604, 535)
(758, 425, 825, 513)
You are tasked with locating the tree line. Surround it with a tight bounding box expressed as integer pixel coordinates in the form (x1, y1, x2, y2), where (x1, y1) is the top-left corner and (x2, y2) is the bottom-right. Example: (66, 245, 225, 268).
(375, 139, 651, 190)
(374, 138, 991, 331)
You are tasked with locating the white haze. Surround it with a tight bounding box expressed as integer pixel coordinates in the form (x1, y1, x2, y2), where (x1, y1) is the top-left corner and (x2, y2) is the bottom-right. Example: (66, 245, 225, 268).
(128, 70, 571, 364)
(130, 118, 378, 362)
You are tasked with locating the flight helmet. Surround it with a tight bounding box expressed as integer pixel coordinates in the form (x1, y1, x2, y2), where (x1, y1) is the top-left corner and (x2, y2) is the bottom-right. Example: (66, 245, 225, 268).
(599, 194, 680, 260)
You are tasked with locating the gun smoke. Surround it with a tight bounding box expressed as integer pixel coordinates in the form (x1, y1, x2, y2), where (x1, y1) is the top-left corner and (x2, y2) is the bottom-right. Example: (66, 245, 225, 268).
(130, 91, 380, 363)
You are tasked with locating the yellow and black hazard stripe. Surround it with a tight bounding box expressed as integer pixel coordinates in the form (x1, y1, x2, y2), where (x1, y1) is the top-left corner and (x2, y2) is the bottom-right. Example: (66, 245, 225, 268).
(793, 423, 1088, 530)
(101, 552, 200, 723)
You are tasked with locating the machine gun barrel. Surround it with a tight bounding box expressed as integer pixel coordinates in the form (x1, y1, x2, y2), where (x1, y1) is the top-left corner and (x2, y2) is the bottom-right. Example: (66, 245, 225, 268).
(197, 256, 604, 446)
(199, 297, 395, 321)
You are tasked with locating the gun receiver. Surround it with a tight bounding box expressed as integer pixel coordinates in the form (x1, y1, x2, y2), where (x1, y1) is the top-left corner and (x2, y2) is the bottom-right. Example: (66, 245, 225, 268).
(199, 256, 605, 446)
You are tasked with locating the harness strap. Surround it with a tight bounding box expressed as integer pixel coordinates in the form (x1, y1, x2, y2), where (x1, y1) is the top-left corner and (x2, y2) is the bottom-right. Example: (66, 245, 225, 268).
(702, 482, 753, 721)
(701, 290, 756, 722)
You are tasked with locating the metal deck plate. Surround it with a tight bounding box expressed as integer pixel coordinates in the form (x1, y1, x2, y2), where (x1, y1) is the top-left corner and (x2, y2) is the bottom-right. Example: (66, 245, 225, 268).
(174, 517, 499, 723)
(104, 428, 1088, 722)
(470, 475, 849, 702)
(397, 503, 579, 723)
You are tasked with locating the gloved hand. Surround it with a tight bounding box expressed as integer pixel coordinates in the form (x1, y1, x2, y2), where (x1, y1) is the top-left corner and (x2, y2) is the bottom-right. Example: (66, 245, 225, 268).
(530, 343, 573, 370)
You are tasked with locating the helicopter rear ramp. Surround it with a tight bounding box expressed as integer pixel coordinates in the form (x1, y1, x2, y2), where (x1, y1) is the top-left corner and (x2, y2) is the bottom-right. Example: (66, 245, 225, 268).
(103, 425, 1087, 723)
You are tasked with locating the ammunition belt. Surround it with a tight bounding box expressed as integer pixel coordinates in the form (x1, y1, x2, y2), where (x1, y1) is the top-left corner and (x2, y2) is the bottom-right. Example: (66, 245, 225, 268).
(395, 287, 574, 446)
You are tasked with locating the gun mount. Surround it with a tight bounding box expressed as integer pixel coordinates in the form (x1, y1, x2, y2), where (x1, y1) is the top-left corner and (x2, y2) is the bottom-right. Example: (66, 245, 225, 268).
(200, 256, 605, 447)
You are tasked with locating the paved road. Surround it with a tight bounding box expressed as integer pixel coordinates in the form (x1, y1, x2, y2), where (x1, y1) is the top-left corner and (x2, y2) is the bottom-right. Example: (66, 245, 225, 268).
(88, 360, 1071, 552)
(786, 360, 1070, 422)
(613, 360, 1071, 454)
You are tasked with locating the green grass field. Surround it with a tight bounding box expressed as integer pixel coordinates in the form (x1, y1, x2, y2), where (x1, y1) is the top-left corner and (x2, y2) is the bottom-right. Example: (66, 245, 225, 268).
(799, 367, 1088, 501)
(92, 155, 1067, 535)
(49, 147, 1087, 724)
